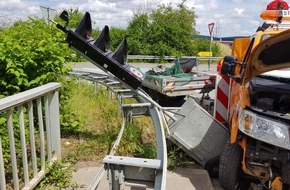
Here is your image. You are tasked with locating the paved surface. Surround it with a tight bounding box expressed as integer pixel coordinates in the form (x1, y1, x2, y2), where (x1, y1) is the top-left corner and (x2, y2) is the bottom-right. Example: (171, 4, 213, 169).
(68, 161, 223, 190)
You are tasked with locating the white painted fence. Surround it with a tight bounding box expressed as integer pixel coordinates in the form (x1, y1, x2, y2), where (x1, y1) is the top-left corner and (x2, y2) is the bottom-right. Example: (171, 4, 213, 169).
(0, 82, 61, 190)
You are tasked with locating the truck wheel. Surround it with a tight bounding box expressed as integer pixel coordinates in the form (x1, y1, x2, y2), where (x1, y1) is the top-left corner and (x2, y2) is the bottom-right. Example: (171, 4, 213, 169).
(219, 141, 243, 190)
(204, 156, 220, 178)
(282, 162, 290, 185)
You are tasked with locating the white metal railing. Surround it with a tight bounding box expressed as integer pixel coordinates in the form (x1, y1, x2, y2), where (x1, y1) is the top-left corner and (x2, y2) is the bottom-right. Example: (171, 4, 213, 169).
(0, 82, 61, 190)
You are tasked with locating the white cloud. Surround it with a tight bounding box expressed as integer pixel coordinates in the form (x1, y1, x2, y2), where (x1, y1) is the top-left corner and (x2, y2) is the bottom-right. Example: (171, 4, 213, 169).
(235, 8, 244, 15)
(0, 0, 277, 37)
(0, 0, 26, 9)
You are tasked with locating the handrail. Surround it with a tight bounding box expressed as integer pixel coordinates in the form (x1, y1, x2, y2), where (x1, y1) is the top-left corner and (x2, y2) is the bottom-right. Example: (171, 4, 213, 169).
(0, 82, 61, 190)
(0, 82, 61, 111)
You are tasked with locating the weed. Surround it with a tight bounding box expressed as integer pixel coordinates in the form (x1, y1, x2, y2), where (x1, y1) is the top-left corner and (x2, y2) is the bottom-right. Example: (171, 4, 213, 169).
(167, 141, 193, 170)
(117, 122, 156, 159)
(35, 161, 78, 189)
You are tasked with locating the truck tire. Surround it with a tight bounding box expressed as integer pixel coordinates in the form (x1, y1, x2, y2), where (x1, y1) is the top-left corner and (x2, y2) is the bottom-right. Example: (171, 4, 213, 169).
(282, 162, 290, 185)
(204, 156, 220, 178)
(219, 141, 243, 190)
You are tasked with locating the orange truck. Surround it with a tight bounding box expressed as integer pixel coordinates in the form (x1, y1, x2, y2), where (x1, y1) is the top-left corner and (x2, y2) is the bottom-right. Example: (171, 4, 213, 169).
(218, 1, 290, 189)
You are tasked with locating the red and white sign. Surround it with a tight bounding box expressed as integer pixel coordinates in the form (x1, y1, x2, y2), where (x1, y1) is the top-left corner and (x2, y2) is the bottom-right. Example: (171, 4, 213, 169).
(130, 67, 143, 78)
(208, 22, 215, 36)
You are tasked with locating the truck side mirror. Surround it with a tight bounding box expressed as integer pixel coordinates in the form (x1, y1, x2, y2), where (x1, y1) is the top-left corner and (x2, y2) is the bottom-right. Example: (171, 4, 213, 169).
(221, 55, 243, 83)
(221, 56, 238, 76)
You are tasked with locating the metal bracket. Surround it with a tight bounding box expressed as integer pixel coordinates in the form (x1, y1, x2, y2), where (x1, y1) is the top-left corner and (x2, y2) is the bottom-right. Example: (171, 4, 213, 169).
(104, 156, 162, 190)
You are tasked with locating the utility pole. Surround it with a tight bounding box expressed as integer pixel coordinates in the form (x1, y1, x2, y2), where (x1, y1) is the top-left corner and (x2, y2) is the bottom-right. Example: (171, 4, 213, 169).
(39, 6, 57, 25)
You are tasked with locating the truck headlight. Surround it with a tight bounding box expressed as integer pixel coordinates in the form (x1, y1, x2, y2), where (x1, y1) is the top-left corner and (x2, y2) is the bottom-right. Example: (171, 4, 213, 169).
(239, 110, 290, 150)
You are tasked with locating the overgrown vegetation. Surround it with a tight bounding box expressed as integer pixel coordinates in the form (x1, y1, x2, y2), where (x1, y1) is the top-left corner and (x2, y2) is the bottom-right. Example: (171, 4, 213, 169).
(0, 18, 76, 189)
(0, 18, 71, 97)
(60, 80, 156, 160)
(36, 161, 77, 189)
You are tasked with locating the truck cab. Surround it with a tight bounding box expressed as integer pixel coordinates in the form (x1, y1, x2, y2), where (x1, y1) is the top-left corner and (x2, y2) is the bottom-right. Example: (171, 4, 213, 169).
(219, 3, 290, 189)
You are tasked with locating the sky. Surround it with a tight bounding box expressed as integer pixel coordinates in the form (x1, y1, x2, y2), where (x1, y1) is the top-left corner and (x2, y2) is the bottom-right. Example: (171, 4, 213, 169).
(0, 0, 275, 37)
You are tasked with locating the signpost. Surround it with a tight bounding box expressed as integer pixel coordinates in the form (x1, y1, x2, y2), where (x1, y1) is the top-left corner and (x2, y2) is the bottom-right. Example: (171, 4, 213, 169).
(208, 22, 215, 71)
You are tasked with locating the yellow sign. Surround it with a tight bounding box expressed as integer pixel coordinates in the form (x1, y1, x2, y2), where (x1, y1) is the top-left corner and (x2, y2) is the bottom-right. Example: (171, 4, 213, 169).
(198, 51, 212, 57)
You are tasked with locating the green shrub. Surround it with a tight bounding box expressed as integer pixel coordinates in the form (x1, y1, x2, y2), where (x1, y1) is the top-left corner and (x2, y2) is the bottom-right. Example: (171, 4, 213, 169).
(0, 18, 71, 96)
(0, 18, 79, 188)
(59, 78, 84, 136)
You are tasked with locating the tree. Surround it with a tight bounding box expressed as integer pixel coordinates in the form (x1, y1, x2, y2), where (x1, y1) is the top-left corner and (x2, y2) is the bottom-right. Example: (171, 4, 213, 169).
(109, 27, 127, 51)
(148, 2, 197, 57)
(126, 13, 151, 55)
(125, 1, 199, 58)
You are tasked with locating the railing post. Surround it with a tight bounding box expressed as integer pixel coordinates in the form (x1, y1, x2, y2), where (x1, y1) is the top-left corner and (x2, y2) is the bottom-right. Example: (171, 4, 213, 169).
(0, 137, 6, 190)
(7, 109, 19, 190)
(37, 98, 46, 172)
(18, 105, 29, 187)
(48, 90, 61, 159)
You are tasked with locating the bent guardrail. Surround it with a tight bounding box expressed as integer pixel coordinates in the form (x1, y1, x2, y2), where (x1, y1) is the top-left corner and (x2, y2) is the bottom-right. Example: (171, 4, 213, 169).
(0, 82, 61, 190)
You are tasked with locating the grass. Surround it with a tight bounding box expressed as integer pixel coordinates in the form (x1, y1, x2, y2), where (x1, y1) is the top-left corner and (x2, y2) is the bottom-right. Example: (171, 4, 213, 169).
(63, 77, 192, 162)
(62, 79, 156, 160)
(68, 80, 121, 133)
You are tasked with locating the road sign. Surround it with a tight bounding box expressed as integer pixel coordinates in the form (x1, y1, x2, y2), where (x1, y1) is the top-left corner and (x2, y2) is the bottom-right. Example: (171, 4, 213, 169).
(208, 22, 215, 36)
(198, 51, 212, 57)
